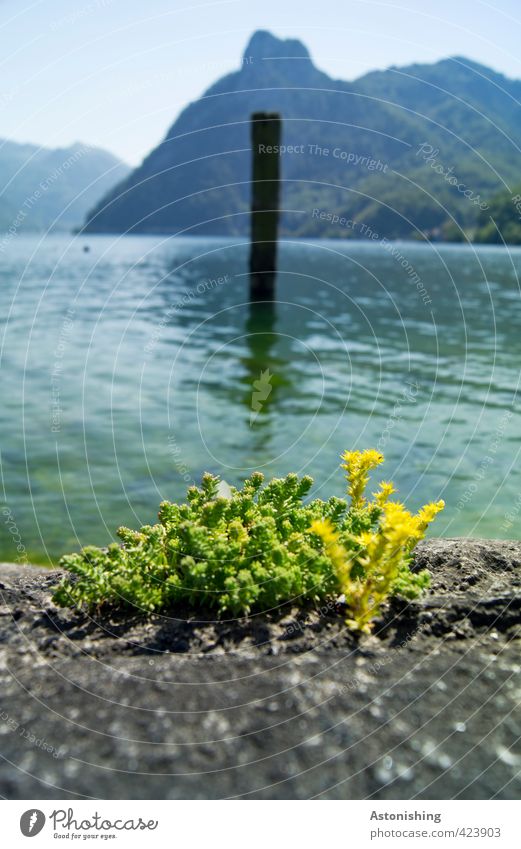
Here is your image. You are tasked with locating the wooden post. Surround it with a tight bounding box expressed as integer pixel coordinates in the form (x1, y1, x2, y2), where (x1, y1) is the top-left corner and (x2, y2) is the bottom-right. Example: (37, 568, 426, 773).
(249, 112, 281, 301)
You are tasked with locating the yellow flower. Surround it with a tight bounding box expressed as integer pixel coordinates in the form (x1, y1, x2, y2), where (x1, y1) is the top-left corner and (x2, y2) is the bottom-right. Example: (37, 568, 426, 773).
(341, 449, 384, 506)
(375, 480, 396, 506)
(358, 531, 375, 547)
(309, 519, 351, 586)
(310, 450, 444, 634)
(417, 500, 445, 532)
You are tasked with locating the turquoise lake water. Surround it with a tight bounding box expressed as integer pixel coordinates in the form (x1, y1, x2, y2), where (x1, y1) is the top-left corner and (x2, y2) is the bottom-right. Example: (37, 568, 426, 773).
(0, 234, 519, 563)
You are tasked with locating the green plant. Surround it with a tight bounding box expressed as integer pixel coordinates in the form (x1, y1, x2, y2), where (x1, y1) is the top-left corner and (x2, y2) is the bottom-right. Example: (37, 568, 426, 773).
(53, 450, 444, 631)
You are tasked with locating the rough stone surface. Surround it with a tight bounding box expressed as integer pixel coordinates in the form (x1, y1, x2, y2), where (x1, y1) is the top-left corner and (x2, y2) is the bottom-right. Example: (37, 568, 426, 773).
(0, 538, 520, 799)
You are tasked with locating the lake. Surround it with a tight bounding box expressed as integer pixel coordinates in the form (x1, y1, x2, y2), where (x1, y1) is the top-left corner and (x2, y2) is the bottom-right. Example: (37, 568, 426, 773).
(0, 234, 519, 563)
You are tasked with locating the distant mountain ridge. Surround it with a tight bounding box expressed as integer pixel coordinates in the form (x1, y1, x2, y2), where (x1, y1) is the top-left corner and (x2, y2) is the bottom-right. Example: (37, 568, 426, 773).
(84, 30, 521, 240)
(0, 139, 130, 233)
(474, 183, 521, 243)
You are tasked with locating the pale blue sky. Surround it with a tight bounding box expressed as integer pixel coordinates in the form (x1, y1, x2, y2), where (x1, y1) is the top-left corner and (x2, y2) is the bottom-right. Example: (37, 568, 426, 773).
(1, 0, 520, 164)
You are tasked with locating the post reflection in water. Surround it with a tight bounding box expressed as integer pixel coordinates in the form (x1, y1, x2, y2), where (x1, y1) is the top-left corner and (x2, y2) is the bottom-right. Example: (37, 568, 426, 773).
(242, 300, 286, 451)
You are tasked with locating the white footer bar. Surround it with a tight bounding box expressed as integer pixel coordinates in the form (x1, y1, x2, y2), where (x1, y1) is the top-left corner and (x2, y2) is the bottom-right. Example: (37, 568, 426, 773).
(2, 799, 518, 847)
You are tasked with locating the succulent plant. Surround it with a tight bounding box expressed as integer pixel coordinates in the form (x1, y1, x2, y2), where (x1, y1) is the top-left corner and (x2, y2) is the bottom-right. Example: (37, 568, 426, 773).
(53, 450, 443, 631)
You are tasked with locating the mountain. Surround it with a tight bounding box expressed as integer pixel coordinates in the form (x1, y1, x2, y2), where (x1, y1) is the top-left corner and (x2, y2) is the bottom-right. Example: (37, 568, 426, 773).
(84, 30, 521, 240)
(474, 185, 521, 243)
(0, 139, 130, 233)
